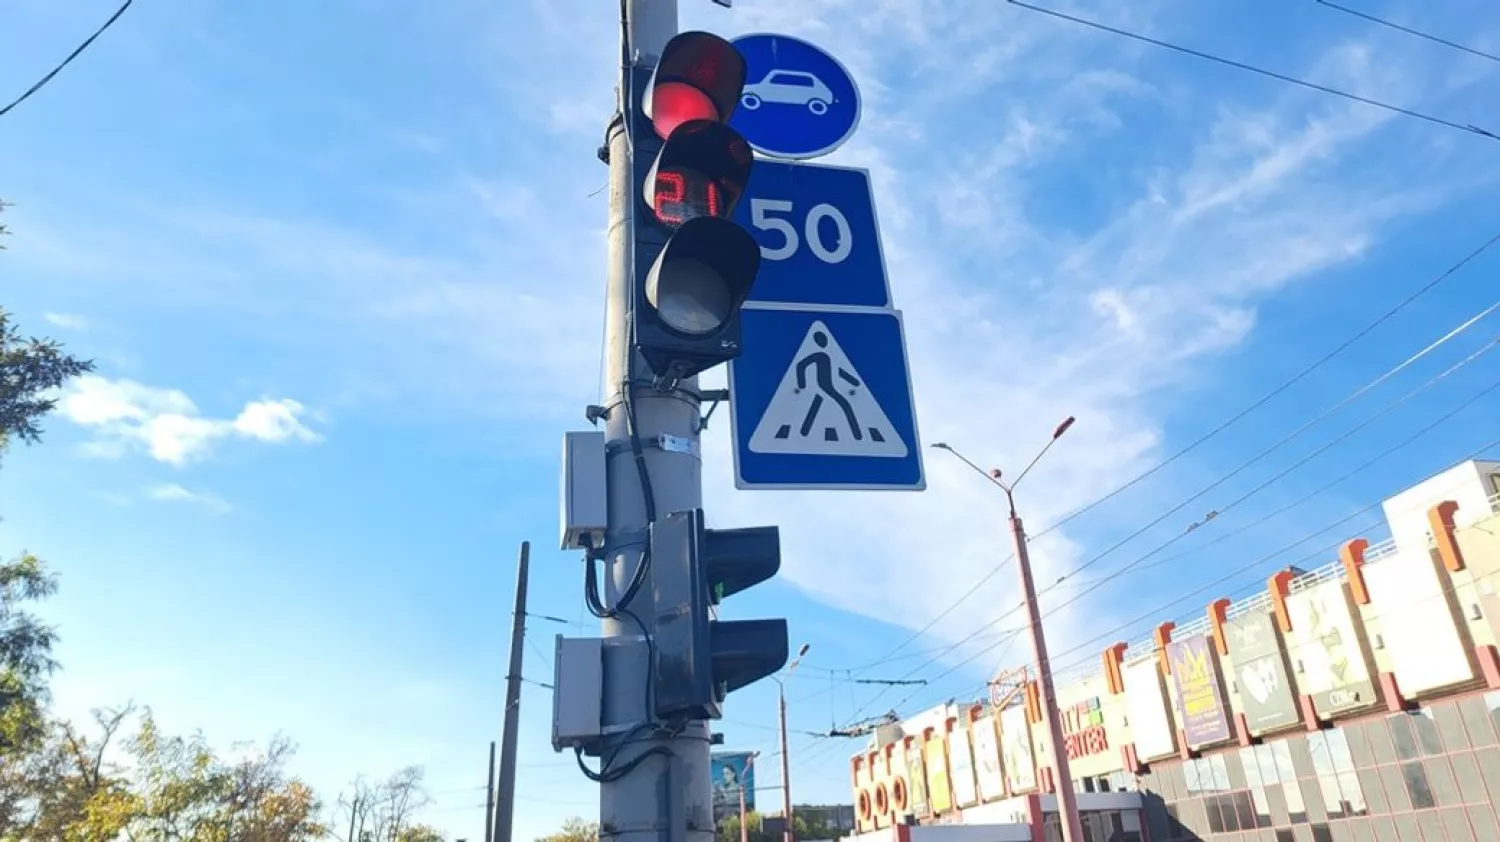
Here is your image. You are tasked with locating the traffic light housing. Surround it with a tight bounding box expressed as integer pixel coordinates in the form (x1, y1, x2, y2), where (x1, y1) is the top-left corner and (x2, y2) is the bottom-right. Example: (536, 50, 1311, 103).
(650, 509, 789, 721)
(629, 32, 761, 382)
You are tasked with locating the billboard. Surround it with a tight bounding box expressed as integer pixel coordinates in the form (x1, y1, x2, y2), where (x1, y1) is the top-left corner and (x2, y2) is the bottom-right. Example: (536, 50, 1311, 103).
(1363, 548, 1474, 696)
(999, 704, 1036, 794)
(1167, 635, 1233, 748)
(1225, 611, 1301, 735)
(711, 752, 756, 822)
(949, 723, 979, 807)
(1123, 656, 1176, 761)
(971, 716, 1005, 803)
(904, 743, 929, 816)
(1285, 579, 1379, 718)
(924, 737, 952, 814)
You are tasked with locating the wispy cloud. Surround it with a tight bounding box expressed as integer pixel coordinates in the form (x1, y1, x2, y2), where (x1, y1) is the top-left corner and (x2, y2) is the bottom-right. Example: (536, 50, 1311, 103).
(144, 483, 232, 515)
(56, 375, 321, 466)
(43, 311, 88, 330)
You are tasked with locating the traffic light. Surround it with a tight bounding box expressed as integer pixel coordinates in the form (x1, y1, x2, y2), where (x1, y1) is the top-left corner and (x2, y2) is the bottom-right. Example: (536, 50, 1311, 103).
(650, 509, 789, 721)
(629, 31, 761, 382)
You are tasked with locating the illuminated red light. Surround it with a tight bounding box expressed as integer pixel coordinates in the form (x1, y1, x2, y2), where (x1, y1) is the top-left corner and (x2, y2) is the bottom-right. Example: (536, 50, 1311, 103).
(650, 82, 719, 139)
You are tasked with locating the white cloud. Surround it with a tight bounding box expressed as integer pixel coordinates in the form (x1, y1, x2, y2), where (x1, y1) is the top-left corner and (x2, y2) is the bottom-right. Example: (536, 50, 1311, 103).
(57, 375, 322, 466)
(144, 483, 232, 515)
(43, 311, 88, 330)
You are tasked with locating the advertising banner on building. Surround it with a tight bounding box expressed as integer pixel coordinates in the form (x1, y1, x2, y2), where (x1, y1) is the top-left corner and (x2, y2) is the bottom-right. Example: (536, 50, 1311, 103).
(904, 743, 929, 816)
(970, 716, 1005, 803)
(1285, 579, 1379, 718)
(1225, 611, 1301, 735)
(711, 752, 756, 822)
(1122, 656, 1176, 761)
(1167, 635, 1233, 748)
(949, 723, 978, 807)
(1363, 547, 1475, 696)
(1051, 674, 1124, 779)
(924, 737, 952, 814)
(999, 704, 1036, 794)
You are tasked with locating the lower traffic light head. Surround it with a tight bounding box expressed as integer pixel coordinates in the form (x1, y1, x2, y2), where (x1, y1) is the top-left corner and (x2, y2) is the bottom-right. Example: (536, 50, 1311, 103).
(639, 216, 760, 381)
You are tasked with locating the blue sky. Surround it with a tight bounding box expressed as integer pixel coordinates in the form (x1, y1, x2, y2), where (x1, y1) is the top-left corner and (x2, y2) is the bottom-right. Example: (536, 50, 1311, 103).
(5, 0, 1500, 838)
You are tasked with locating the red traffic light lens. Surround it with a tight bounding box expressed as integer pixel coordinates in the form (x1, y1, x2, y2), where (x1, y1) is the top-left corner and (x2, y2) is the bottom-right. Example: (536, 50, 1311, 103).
(650, 81, 719, 139)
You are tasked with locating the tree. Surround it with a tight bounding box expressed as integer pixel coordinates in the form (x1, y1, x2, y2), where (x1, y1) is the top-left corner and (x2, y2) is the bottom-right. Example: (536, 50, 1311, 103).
(0, 306, 95, 448)
(124, 709, 326, 840)
(396, 824, 446, 842)
(3, 705, 139, 840)
(538, 816, 600, 842)
(0, 552, 58, 756)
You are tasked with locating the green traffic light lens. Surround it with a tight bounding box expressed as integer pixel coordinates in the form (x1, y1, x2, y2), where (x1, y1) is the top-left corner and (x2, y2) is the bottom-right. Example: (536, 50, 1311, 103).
(650, 257, 732, 336)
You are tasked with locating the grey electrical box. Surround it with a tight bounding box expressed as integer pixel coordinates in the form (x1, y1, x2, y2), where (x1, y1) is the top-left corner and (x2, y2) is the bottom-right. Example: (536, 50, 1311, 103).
(560, 431, 607, 551)
(552, 636, 604, 751)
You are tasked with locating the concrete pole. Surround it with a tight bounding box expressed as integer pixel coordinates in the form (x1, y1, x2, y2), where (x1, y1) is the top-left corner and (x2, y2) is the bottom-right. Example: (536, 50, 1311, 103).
(1006, 502, 1084, 842)
(600, 3, 713, 842)
(778, 689, 792, 842)
(494, 542, 531, 842)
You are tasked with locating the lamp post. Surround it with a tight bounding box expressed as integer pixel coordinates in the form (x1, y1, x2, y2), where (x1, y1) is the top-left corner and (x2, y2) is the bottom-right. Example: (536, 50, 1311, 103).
(740, 752, 760, 842)
(931, 416, 1083, 842)
(772, 643, 810, 842)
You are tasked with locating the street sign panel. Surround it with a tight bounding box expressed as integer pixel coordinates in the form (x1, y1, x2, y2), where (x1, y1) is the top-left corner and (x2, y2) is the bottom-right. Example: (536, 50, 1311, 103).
(735, 161, 891, 309)
(729, 33, 862, 160)
(729, 306, 924, 490)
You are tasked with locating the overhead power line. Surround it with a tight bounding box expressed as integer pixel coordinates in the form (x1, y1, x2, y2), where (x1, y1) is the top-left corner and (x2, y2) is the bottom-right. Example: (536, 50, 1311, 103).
(1, 0, 135, 118)
(1313, 0, 1500, 65)
(833, 290, 1500, 722)
(882, 428, 1500, 728)
(1006, 0, 1500, 141)
(844, 229, 1500, 676)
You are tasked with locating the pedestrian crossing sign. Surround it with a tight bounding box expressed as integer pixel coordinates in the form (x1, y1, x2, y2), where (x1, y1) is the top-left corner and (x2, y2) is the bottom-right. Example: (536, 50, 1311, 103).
(728, 306, 925, 490)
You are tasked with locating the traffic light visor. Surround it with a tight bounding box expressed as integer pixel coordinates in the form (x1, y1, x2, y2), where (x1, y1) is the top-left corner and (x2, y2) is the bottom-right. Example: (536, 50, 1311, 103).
(645, 217, 760, 337)
(644, 32, 747, 140)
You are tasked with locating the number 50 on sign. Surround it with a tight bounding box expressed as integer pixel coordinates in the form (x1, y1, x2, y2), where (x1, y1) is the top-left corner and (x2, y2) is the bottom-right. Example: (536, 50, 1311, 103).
(732, 161, 892, 310)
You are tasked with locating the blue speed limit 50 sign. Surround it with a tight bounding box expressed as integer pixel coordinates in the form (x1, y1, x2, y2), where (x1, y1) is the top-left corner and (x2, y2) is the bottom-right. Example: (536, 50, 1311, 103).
(729, 33, 862, 160)
(732, 160, 889, 309)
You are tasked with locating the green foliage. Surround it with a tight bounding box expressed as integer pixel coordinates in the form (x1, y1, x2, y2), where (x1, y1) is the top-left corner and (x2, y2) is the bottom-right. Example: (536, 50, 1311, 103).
(0, 553, 58, 756)
(716, 810, 839, 842)
(397, 824, 447, 842)
(539, 816, 600, 842)
(0, 306, 95, 447)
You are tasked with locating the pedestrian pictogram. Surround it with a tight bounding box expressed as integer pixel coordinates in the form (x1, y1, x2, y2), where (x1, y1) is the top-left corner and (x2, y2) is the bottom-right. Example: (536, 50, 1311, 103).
(748, 321, 907, 458)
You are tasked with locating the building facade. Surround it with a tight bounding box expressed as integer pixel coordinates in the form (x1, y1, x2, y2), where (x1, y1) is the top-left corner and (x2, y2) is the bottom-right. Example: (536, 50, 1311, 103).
(848, 460, 1500, 842)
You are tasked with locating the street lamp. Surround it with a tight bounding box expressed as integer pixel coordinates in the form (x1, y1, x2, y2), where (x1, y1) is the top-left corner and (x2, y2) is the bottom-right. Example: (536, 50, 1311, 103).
(930, 416, 1083, 842)
(772, 642, 810, 842)
(740, 751, 761, 842)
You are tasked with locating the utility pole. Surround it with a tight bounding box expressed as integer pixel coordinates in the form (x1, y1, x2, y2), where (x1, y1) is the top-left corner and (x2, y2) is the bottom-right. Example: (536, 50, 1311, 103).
(494, 542, 531, 842)
(773, 644, 808, 842)
(599, 4, 714, 842)
(739, 753, 758, 842)
(932, 418, 1084, 842)
(485, 741, 497, 842)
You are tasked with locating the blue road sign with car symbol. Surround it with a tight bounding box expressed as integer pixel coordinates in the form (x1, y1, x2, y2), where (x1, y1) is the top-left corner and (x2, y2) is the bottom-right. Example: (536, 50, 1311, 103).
(734, 161, 890, 309)
(729, 33, 862, 160)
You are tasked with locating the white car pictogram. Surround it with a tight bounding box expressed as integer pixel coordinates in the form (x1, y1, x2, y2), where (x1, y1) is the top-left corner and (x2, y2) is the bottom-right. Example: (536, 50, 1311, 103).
(740, 70, 835, 116)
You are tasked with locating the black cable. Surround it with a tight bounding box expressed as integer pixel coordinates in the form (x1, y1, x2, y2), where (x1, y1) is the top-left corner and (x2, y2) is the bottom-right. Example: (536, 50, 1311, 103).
(938, 418, 1500, 709)
(1007, 0, 1500, 141)
(838, 334, 1500, 726)
(1, 0, 135, 118)
(1313, 0, 1500, 65)
(848, 229, 1500, 674)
